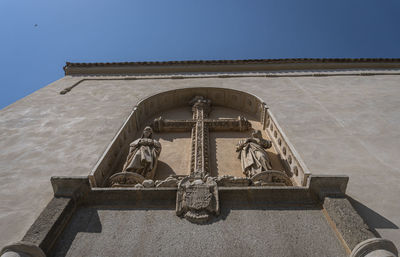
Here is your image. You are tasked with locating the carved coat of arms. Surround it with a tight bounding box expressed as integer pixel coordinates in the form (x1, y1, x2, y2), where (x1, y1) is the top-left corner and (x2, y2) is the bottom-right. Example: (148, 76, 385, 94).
(176, 177, 219, 224)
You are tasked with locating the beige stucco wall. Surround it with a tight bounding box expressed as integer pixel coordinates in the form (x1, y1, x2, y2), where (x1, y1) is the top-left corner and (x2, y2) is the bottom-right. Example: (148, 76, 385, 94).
(0, 71, 399, 247)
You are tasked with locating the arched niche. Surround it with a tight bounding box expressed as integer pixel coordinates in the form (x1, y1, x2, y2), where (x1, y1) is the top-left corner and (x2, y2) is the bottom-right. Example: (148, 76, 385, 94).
(89, 87, 310, 187)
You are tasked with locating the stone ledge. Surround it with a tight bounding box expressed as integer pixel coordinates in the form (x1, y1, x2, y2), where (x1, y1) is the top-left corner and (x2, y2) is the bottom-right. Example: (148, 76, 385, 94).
(308, 175, 349, 199)
(323, 196, 376, 251)
(22, 197, 76, 255)
(51, 175, 349, 205)
(51, 176, 89, 198)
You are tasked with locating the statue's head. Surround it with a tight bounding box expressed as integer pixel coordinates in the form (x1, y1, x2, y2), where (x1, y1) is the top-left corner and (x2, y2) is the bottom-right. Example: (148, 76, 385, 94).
(142, 126, 153, 138)
(252, 130, 262, 139)
(189, 96, 211, 114)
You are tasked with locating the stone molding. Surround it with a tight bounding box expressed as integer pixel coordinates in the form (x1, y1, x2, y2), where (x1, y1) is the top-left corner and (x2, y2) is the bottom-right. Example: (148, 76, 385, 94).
(52, 175, 347, 204)
(60, 70, 400, 95)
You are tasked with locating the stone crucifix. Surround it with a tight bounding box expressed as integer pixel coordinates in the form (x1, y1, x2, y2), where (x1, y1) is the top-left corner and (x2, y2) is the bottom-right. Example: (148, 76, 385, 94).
(152, 96, 252, 223)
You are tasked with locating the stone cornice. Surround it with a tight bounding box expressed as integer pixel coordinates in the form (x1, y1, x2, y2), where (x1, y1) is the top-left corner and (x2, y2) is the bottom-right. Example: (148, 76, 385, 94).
(64, 58, 400, 75)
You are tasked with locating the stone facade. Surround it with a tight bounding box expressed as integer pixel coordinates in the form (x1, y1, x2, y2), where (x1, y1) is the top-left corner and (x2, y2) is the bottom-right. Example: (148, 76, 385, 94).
(1, 59, 400, 256)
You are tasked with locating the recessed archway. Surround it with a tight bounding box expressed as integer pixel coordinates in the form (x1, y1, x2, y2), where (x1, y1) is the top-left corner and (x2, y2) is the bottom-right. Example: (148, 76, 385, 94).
(89, 87, 309, 187)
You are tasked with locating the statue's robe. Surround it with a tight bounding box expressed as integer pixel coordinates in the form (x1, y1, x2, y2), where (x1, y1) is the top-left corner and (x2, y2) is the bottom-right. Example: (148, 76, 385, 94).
(123, 138, 162, 178)
(237, 138, 272, 178)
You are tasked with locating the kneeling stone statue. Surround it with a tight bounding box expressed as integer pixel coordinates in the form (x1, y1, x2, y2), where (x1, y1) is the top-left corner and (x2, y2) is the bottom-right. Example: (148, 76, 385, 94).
(236, 130, 273, 178)
(109, 126, 161, 187)
(122, 126, 162, 179)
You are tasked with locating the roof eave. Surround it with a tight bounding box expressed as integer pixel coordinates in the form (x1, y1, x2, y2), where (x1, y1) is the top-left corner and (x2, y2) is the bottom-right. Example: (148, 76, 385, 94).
(64, 58, 400, 76)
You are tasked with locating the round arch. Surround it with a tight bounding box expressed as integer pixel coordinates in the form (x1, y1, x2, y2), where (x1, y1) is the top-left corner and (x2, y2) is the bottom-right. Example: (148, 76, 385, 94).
(90, 87, 309, 187)
(133, 87, 267, 127)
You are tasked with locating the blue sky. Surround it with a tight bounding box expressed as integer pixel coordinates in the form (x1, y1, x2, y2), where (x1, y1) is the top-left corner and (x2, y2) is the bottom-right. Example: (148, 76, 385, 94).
(1, 0, 400, 109)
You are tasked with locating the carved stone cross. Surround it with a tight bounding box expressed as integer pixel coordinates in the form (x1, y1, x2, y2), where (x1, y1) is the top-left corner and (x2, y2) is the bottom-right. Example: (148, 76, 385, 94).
(152, 96, 251, 178)
(152, 96, 251, 223)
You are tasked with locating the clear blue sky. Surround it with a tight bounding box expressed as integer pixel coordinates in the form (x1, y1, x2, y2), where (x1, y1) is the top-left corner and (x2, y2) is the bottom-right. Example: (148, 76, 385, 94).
(1, 0, 400, 109)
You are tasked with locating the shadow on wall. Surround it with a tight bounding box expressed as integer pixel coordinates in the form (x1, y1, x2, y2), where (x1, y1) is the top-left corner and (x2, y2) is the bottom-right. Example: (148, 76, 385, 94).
(348, 196, 399, 234)
(50, 208, 102, 257)
(49, 204, 323, 257)
(209, 131, 245, 177)
(154, 161, 176, 180)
